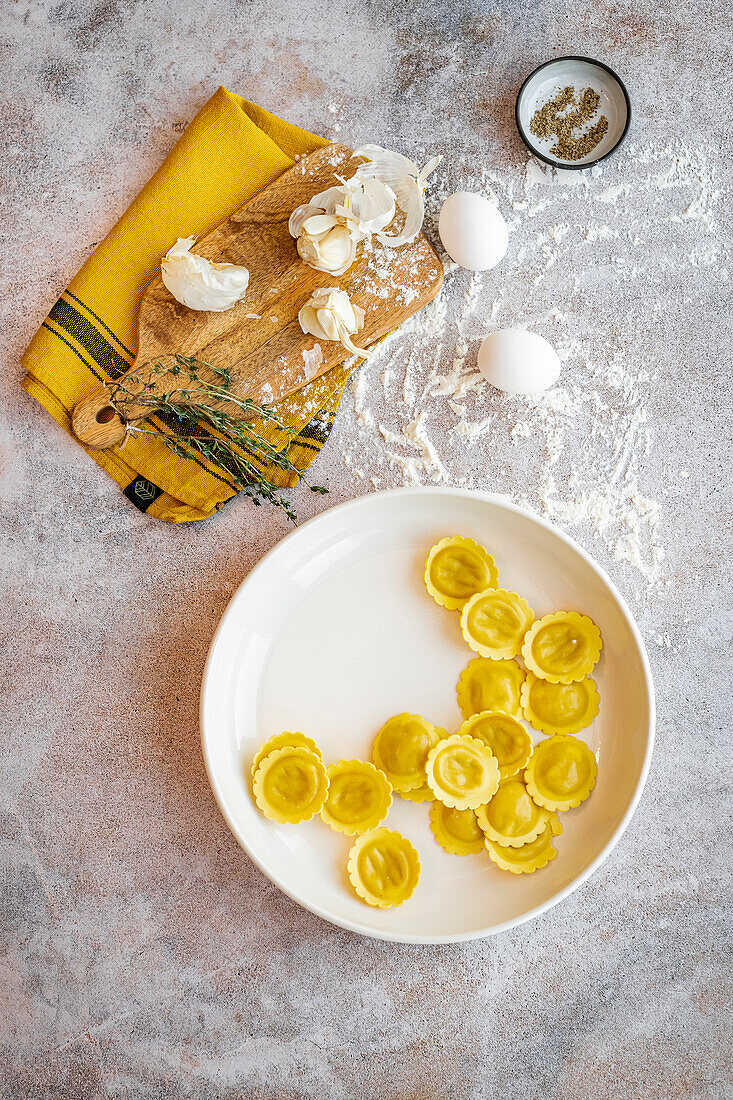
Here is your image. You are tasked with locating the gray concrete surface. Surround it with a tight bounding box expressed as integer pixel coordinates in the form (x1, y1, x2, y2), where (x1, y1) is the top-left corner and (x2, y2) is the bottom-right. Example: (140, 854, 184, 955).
(1, 1, 731, 1097)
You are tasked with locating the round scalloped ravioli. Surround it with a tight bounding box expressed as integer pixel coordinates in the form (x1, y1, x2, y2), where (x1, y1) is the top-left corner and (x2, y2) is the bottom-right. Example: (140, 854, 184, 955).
(347, 828, 421, 907)
(475, 776, 550, 847)
(399, 783, 433, 803)
(252, 746, 329, 824)
(522, 612, 603, 683)
(461, 588, 534, 659)
(485, 814, 562, 874)
(251, 731, 322, 778)
(320, 760, 393, 836)
(525, 735, 598, 811)
(430, 802, 485, 856)
(426, 734, 501, 810)
(458, 711, 533, 779)
(424, 536, 498, 611)
(372, 713, 443, 792)
(457, 657, 525, 719)
(521, 673, 600, 736)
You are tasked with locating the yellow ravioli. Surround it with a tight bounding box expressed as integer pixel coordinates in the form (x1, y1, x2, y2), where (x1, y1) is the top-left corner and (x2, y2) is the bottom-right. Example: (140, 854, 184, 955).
(475, 776, 550, 846)
(320, 760, 393, 835)
(372, 713, 443, 793)
(430, 802, 485, 856)
(424, 536, 498, 610)
(252, 746, 329, 825)
(457, 657, 525, 719)
(458, 711, 533, 779)
(347, 828, 421, 908)
(399, 784, 433, 803)
(250, 731, 322, 778)
(485, 814, 562, 874)
(522, 611, 603, 683)
(521, 673, 600, 736)
(461, 588, 534, 659)
(426, 734, 501, 810)
(525, 735, 598, 811)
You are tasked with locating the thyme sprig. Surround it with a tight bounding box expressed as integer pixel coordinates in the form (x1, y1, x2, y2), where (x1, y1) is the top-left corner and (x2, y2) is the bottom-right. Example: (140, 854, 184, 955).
(106, 354, 328, 522)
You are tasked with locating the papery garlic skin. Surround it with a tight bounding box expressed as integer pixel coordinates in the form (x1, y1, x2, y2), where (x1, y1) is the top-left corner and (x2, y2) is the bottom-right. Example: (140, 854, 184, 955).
(161, 237, 250, 312)
(298, 288, 370, 357)
(352, 145, 441, 247)
(301, 343, 324, 381)
(310, 176, 396, 238)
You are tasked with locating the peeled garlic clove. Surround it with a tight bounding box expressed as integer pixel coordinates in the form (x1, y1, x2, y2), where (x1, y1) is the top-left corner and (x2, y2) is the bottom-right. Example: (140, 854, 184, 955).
(325, 291, 358, 333)
(161, 237, 250, 312)
(301, 213, 341, 238)
(298, 294, 335, 342)
(313, 305, 342, 342)
(318, 226, 355, 267)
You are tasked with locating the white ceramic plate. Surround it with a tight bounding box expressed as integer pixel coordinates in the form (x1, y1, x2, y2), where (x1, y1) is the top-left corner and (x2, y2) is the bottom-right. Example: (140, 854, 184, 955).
(201, 489, 654, 943)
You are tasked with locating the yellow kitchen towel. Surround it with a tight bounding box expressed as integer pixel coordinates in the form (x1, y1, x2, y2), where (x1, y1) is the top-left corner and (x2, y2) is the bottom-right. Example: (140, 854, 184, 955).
(21, 87, 353, 523)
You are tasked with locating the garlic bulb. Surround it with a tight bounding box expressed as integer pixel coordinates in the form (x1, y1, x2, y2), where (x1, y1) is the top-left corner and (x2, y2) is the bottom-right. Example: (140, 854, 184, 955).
(352, 145, 441, 246)
(289, 176, 397, 275)
(298, 288, 370, 357)
(161, 237, 250, 311)
(288, 210, 356, 276)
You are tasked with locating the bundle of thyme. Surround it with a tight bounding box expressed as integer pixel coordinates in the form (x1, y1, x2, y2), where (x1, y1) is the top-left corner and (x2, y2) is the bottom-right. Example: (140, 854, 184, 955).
(106, 354, 328, 521)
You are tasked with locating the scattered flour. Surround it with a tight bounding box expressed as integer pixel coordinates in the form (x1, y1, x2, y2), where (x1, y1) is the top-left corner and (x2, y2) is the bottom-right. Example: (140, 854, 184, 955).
(350, 363, 374, 429)
(510, 422, 531, 441)
(335, 139, 721, 591)
(598, 184, 630, 203)
(380, 369, 392, 397)
(585, 224, 619, 243)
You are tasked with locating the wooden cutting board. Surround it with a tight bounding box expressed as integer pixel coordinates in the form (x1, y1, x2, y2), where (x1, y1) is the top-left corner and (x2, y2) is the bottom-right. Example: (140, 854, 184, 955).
(71, 143, 444, 448)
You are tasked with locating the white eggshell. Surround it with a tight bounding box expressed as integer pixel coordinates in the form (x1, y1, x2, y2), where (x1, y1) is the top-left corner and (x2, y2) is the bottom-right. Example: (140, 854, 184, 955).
(478, 329, 561, 395)
(438, 192, 508, 271)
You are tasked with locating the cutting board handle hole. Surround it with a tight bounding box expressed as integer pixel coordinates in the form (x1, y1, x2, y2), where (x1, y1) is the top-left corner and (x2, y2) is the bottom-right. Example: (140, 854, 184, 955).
(95, 406, 118, 425)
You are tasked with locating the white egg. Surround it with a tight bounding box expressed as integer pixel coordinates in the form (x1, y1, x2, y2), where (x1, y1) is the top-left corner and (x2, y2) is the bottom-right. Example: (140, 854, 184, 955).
(438, 192, 508, 271)
(478, 329, 561, 395)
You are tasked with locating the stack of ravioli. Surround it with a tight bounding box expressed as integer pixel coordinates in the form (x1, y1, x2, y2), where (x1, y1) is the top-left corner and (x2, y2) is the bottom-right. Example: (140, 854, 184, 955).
(249, 535, 603, 910)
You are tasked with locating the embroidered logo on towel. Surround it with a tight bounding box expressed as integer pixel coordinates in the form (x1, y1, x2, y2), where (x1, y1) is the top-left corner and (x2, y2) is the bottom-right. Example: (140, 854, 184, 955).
(124, 477, 163, 512)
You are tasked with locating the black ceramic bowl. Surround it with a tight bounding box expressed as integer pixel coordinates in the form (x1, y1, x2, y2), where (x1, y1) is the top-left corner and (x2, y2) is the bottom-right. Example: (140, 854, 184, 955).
(516, 56, 631, 170)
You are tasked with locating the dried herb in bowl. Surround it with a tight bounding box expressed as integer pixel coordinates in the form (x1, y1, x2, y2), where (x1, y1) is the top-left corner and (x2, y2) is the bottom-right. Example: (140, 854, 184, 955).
(530, 85, 609, 162)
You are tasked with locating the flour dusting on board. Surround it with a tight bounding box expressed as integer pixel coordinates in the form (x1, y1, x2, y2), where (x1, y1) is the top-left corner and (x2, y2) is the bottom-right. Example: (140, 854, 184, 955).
(332, 139, 723, 592)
